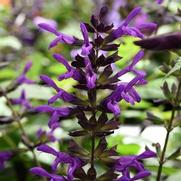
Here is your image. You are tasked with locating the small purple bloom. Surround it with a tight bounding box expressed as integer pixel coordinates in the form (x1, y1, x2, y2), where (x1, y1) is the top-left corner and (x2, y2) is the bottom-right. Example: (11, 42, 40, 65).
(109, 7, 156, 41)
(31, 145, 81, 180)
(115, 149, 156, 181)
(0, 151, 12, 170)
(35, 105, 70, 129)
(80, 23, 93, 56)
(40, 75, 78, 104)
(115, 50, 145, 78)
(30, 167, 65, 181)
(107, 100, 120, 116)
(33, 16, 57, 31)
(52, 54, 81, 81)
(38, 23, 76, 48)
(16, 61, 34, 85)
(10, 90, 32, 109)
(84, 58, 96, 89)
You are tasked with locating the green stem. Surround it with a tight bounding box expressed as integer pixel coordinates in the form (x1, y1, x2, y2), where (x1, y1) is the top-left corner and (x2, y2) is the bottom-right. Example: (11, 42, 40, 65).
(90, 132, 95, 168)
(156, 78, 181, 181)
(2, 90, 41, 168)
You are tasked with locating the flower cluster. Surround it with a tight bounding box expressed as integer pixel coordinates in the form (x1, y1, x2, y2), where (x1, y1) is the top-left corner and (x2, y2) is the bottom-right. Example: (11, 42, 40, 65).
(115, 149, 156, 181)
(31, 6, 157, 181)
(30, 145, 81, 181)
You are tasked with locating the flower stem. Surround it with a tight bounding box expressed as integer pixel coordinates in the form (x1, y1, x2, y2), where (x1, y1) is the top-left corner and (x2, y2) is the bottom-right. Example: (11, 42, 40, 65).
(1, 90, 41, 168)
(156, 78, 181, 181)
(91, 132, 95, 168)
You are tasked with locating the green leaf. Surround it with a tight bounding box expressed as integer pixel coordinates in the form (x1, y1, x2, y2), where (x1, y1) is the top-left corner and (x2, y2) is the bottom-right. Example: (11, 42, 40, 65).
(166, 171, 181, 181)
(164, 57, 181, 78)
(117, 143, 140, 155)
(147, 112, 163, 124)
(167, 147, 181, 160)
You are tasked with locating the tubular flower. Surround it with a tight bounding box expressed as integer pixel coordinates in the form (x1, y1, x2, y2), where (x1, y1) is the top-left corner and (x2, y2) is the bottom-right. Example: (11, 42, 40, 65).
(16, 61, 34, 84)
(35, 105, 71, 129)
(107, 7, 157, 41)
(31, 145, 82, 181)
(10, 90, 32, 109)
(115, 149, 156, 181)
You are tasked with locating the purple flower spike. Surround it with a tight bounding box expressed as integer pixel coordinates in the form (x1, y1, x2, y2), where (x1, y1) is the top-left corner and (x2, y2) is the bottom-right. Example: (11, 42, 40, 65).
(16, 61, 34, 85)
(0, 151, 12, 170)
(115, 149, 156, 181)
(10, 90, 32, 109)
(80, 23, 93, 56)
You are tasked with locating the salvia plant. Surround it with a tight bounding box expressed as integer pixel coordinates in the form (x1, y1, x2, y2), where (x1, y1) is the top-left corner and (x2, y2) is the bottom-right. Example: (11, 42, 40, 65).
(29, 6, 158, 181)
(0, 2, 180, 181)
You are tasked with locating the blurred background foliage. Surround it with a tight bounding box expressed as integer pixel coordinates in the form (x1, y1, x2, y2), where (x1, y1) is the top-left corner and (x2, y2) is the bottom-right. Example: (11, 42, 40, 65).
(0, 0, 180, 180)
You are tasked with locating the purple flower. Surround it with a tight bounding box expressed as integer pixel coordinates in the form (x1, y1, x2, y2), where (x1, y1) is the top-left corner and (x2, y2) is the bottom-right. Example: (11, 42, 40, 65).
(16, 61, 34, 85)
(84, 58, 96, 89)
(10, 90, 32, 109)
(104, 74, 145, 116)
(107, 100, 121, 116)
(35, 105, 71, 129)
(0, 151, 12, 170)
(115, 149, 156, 181)
(40, 74, 82, 105)
(108, 7, 157, 41)
(80, 23, 93, 56)
(38, 23, 77, 49)
(30, 167, 65, 181)
(102, 50, 146, 115)
(53, 54, 81, 81)
(115, 50, 145, 78)
(33, 16, 57, 31)
(30, 145, 81, 180)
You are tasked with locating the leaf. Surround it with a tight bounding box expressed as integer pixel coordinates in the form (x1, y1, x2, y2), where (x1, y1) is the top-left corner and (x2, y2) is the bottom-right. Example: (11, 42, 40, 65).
(166, 171, 181, 181)
(116, 144, 140, 155)
(147, 112, 163, 124)
(164, 57, 181, 78)
(161, 81, 172, 100)
(167, 147, 181, 160)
